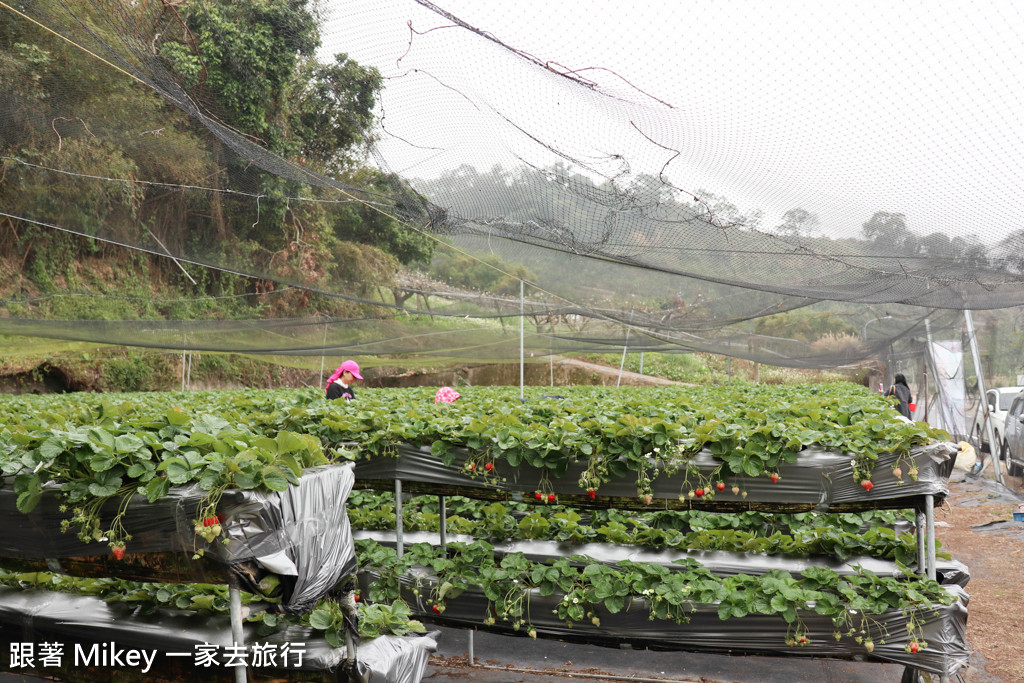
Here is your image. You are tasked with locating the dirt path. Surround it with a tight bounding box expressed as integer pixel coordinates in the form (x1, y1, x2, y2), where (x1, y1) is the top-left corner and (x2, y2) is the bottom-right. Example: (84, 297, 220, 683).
(937, 471, 1024, 683)
(556, 357, 683, 386)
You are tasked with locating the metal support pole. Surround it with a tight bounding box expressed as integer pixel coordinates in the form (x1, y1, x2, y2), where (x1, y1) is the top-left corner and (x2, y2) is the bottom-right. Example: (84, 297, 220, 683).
(319, 315, 329, 389)
(395, 479, 404, 560)
(638, 352, 644, 376)
(925, 494, 936, 581)
(617, 311, 633, 388)
(916, 511, 926, 576)
(468, 628, 475, 666)
(520, 280, 525, 402)
(965, 310, 1004, 483)
(439, 495, 447, 550)
(344, 631, 355, 665)
(229, 586, 247, 683)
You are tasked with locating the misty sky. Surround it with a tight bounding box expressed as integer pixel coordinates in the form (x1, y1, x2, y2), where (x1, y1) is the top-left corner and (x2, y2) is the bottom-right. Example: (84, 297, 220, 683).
(320, 0, 1024, 244)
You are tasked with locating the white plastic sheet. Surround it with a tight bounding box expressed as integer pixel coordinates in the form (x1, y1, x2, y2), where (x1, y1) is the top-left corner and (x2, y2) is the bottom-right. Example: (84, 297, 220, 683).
(0, 587, 437, 682)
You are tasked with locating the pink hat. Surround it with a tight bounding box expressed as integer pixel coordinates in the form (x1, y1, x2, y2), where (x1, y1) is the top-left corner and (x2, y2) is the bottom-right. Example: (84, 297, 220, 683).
(340, 360, 363, 380)
(435, 386, 461, 403)
(326, 360, 363, 392)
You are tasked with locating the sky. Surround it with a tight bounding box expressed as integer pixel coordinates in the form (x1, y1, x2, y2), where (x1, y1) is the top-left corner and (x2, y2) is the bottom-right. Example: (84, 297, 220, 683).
(318, 0, 1024, 243)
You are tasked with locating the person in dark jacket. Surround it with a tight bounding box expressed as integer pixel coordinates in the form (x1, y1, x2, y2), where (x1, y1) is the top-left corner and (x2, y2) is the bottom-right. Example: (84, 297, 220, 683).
(886, 373, 913, 418)
(325, 360, 363, 401)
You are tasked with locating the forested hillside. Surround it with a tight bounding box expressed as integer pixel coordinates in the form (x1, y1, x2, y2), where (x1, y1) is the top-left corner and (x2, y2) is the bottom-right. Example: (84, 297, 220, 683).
(0, 0, 432, 319)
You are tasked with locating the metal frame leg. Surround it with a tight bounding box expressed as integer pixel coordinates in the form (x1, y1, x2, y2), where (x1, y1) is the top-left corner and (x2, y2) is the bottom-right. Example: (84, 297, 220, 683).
(395, 479, 404, 560)
(229, 586, 247, 683)
(916, 511, 926, 576)
(439, 494, 447, 550)
(925, 495, 936, 581)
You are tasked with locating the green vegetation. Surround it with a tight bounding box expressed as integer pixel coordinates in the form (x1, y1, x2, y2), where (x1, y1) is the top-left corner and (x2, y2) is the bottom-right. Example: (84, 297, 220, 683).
(579, 351, 858, 385)
(0, 382, 953, 651)
(358, 538, 951, 646)
(0, 0, 430, 321)
(0, 569, 424, 642)
(349, 492, 930, 564)
(0, 383, 943, 549)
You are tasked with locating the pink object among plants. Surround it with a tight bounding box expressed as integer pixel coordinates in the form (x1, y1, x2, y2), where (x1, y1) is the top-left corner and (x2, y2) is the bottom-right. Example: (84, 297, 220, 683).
(435, 387, 461, 403)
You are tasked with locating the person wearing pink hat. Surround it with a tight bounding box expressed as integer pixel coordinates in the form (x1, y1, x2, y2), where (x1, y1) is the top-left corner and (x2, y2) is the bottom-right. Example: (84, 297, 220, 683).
(326, 360, 363, 401)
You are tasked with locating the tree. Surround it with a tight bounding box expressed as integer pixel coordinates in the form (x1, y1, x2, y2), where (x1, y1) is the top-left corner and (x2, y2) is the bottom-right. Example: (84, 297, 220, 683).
(775, 208, 819, 237)
(861, 211, 917, 254)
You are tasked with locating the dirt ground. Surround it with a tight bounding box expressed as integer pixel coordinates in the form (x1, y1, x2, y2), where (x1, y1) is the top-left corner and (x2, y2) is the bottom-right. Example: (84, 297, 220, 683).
(934, 469, 1024, 683)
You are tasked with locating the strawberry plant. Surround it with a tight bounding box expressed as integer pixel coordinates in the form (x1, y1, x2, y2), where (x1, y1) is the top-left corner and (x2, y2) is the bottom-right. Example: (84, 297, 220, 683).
(354, 538, 953, 647)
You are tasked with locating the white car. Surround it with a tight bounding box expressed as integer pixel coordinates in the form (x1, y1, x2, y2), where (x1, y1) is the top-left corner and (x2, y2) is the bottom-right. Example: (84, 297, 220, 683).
(970, 386, 1023, 454)
(999, 391, 1024, 476)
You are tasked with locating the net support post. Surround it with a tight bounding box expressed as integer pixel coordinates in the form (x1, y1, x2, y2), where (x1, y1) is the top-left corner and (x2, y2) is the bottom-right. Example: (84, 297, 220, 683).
(395, 478, 404, 560)
(229, 586, 247, 683)
(468, 628, 474, 666)
(965, 309, 1004, 484)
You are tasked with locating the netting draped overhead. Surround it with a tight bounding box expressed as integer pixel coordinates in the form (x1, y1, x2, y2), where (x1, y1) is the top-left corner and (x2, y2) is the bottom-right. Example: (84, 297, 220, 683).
(1, 0, 1020, 365)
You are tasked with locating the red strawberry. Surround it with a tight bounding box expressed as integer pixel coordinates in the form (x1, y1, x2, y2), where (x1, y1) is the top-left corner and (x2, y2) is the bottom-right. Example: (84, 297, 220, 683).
(770, 473, 779, 483)
(470, 463, 477, 471)
(216, 513, 227, 523)
(716, 482, 726, 492)
(535, 492, 543, 501)
(587, 489, 596, 499)
(432, 604, 441, 614)
(484, 462, 494, 472)
(111, 545, 126, 560)
(202, 516, 218, 527)
(695, 488, 704, 497)
(799, 636, 807, 644)
(909, 641, 919, 654)
(353, 594, 361, 602)
(547, 494, 556, 503)
(861, 480, 874, 492)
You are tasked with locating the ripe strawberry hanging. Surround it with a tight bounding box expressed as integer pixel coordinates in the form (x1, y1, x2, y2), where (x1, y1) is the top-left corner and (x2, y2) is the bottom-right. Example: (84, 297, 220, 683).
(861, 480, 874, 492)
(770, 473, 780, 483)
(587, 489, 596, 499)
(111, 545, 126, 560)
(716, 482, 726, 492)
(547, 494, 556, 503)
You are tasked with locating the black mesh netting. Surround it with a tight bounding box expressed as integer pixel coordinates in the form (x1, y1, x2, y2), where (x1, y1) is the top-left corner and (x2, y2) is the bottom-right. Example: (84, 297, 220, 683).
(1, 1, 1022, 366)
